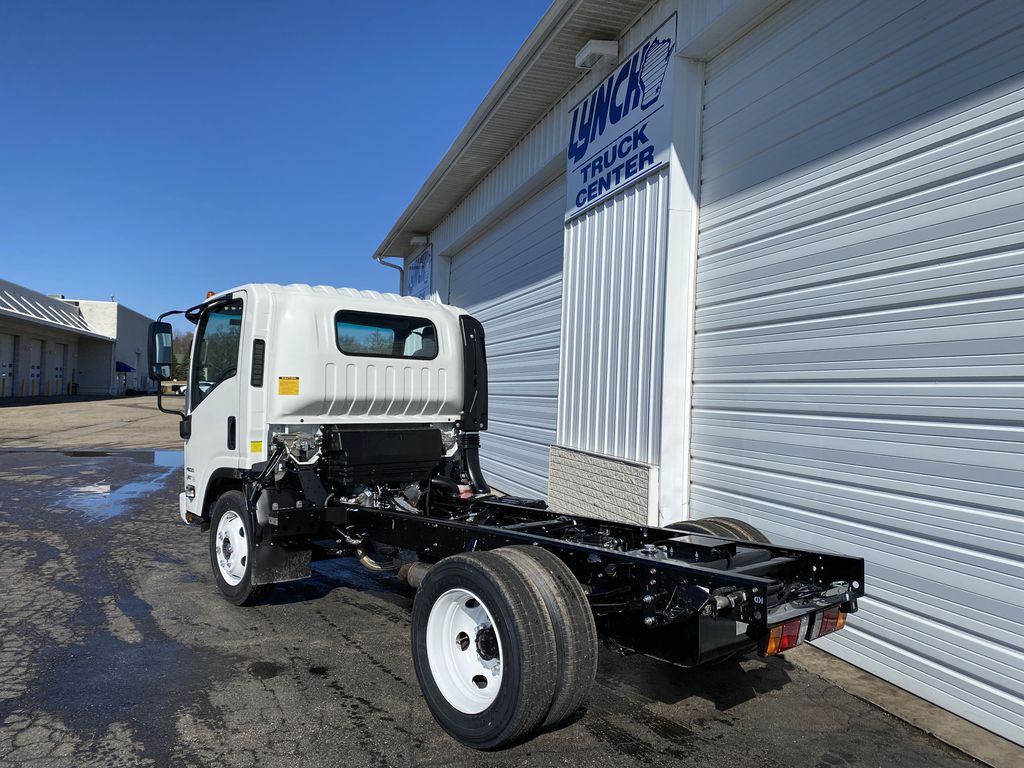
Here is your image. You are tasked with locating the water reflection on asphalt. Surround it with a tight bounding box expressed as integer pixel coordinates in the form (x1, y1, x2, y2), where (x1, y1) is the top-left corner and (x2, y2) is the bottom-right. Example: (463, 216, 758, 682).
(56, 449, 183, 520)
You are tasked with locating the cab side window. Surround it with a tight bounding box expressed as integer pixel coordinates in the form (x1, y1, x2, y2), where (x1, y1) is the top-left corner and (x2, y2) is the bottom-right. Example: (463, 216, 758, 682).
(335, 311, 438, 360)
(192, 299, 242, 407)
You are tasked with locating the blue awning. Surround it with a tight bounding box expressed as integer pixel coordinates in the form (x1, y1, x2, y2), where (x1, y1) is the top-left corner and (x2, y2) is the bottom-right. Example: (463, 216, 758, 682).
(115, 361, 135, 373)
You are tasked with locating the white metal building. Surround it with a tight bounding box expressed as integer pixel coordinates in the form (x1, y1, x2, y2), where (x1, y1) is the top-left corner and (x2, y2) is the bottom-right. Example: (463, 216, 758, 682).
(0, 278, 155, 397)
(374, 0, 1024, 745)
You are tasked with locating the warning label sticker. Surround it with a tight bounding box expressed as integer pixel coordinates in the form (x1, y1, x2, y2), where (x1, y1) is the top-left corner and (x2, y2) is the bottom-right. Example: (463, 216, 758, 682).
(278, 377, 299, 396)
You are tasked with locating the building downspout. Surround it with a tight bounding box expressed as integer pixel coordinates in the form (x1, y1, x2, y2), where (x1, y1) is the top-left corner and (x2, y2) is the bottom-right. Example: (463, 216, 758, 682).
(374, 254, 405, 294)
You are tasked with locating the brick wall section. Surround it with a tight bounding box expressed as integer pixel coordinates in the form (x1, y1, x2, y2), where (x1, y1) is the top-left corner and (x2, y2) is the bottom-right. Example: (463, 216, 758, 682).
(547, 445, 651, 525)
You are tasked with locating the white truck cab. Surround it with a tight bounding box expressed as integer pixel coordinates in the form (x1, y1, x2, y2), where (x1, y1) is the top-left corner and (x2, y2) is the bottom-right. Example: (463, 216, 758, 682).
(154, 284, 484, 527)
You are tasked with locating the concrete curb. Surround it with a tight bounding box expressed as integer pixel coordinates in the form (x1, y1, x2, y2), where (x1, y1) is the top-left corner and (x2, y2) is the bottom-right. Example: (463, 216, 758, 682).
(787, 644, 1022, 768)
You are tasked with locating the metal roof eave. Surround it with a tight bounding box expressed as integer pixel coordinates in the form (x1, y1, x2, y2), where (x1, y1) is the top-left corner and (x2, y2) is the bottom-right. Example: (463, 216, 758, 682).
(373, 0, 652, 262)
(0, 307, 114, 341)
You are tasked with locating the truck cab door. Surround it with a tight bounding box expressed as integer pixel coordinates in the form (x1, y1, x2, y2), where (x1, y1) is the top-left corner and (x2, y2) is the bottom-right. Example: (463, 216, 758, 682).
(184, 295, 244, 518)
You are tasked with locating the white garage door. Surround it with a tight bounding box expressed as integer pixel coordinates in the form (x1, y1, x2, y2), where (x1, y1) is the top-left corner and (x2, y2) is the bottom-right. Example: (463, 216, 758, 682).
(448, 175, 564, 498)
(690, 0, 1024, 744)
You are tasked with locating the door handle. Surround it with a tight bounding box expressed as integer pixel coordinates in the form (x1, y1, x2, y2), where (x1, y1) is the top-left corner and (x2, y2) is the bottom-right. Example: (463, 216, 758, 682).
(227, 416, 236, 450)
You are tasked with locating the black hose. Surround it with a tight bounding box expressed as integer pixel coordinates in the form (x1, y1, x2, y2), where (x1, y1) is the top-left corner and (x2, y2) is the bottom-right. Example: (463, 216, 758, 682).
(459, 432, 490, 493)
(430, 476, 461, 496)
(246, 443, 286, 508)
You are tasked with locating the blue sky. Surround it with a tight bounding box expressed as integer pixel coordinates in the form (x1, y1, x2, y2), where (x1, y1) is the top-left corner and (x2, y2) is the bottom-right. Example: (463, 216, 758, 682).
(0, 1, 550, 326)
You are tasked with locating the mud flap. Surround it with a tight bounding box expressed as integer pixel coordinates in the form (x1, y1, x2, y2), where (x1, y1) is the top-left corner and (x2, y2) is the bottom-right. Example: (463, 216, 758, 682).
(695, 615, 757, 665)
(251, 540, 311, 585)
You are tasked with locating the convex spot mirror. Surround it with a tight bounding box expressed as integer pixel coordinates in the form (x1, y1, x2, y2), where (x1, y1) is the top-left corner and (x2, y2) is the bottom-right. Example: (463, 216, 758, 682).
(148, 321, 173, 381)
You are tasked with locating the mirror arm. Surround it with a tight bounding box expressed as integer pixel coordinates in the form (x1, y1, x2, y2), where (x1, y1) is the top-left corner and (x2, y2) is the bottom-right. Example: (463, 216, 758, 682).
(155, 310, 187, 421)
(152, 296, 215, 423)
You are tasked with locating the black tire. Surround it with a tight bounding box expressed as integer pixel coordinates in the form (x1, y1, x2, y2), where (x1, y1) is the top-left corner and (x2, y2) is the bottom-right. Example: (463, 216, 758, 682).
(669, 516, 770, 544)
(491, 546, 598, 729)
(669, 518, 734, 538)
(709, 517, 771, 544)
(208, 490, 274, 606)
(411, 552, 557, 749)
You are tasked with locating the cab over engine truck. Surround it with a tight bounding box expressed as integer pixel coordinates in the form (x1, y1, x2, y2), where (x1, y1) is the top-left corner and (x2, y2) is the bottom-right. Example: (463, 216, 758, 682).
(148, 284, 865, 749)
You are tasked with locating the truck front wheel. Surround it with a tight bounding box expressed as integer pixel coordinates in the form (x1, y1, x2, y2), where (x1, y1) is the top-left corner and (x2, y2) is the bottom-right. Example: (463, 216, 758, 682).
(208, 490, 274, 606)
(411, 552, 557, 749)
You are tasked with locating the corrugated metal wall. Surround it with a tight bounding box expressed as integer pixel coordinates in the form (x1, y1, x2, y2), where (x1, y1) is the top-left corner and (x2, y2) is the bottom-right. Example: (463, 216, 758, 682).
(559, 169, 669, 463)
(448, 176, 565, 497)
(690, 0, 1024, 744)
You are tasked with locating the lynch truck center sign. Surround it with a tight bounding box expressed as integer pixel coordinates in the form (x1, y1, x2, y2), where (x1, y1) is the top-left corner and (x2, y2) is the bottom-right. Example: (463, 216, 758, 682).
(565, 17, 676, 218)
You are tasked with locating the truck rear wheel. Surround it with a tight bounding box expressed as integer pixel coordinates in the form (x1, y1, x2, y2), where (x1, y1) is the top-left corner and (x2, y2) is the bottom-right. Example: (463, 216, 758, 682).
(491, 546, 597, 729)
(411, 552, 557, 749)
(669, 516, 770, 544)
(209, 490, 274, 606)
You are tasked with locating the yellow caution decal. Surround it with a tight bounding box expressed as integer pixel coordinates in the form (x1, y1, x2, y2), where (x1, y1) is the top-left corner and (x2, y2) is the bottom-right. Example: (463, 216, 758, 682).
(250, 441, 263, 455)
(277, 376, 299, 395)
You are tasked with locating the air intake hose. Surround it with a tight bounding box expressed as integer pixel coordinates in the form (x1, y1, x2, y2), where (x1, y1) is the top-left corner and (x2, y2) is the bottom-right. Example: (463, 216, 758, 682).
(459, 432, 490, 494)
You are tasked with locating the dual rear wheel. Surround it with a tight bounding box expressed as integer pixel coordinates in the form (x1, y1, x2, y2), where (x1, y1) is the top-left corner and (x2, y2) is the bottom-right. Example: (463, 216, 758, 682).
(668, 515, 770, 543)
(411, 546, 598, 750)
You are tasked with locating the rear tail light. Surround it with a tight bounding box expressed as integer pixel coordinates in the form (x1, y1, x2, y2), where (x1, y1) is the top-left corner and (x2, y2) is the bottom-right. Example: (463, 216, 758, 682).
(763, 607, 847, 657)
(763, 615, 810, 656)
(817, 606, 847, 638)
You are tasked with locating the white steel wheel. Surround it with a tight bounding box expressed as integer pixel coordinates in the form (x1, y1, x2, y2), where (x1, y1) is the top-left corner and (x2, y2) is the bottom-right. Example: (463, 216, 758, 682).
(215, 509, 248, 586)
(208, 490, 273, 606)
(425, 588, 504, 714)
(411, 552, 557, 749)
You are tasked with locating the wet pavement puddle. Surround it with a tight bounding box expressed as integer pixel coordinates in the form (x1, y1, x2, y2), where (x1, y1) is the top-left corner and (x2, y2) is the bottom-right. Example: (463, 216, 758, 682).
(0, 445, 215, 766)
(55, 449, 183, 520)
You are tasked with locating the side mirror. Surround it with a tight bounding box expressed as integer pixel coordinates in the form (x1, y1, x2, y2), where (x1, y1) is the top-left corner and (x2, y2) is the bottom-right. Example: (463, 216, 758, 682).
(148, 321, 174, 381)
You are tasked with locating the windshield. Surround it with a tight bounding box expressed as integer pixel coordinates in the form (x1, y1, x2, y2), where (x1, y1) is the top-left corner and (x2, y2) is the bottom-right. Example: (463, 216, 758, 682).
(191, 299, 242, 407)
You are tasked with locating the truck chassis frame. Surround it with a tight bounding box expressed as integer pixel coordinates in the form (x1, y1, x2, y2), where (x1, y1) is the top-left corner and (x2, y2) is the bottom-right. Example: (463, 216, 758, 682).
(257, 474, 864, 667)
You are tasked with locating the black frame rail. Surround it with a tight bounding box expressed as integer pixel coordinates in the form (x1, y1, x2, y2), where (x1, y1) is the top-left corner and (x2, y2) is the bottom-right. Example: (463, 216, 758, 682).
(320, 493, 865, 633)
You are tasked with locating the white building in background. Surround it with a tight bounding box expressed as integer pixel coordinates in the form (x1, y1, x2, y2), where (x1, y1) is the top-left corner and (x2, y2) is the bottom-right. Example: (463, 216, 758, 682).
(374, 0, 1024, 746)
(0, 278, 155, 397)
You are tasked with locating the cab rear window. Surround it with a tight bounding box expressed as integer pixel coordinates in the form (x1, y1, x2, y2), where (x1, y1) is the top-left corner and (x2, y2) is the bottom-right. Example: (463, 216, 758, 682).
(335, 311, 438, 359)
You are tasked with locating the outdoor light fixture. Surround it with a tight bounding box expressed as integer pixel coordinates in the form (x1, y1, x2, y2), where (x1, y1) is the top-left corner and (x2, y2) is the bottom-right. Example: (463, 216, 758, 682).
(575, 39, 618, 70)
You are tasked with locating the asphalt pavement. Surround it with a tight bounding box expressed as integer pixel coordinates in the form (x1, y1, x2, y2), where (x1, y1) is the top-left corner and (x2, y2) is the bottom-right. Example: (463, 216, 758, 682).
(0, 397, 982, 767)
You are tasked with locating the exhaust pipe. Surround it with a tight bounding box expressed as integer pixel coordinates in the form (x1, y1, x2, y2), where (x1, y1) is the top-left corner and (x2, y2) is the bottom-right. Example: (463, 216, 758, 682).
(398, 561, 433, 589)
